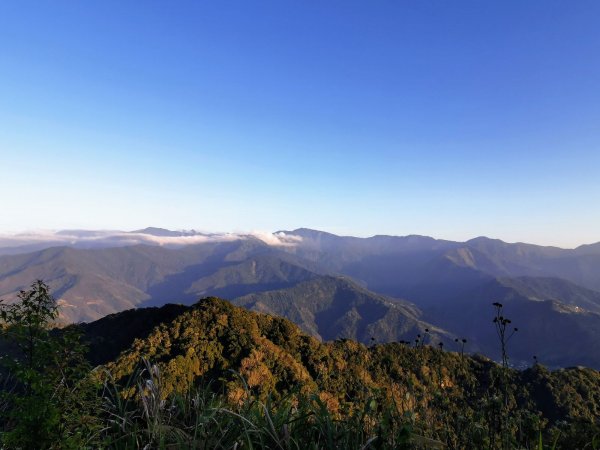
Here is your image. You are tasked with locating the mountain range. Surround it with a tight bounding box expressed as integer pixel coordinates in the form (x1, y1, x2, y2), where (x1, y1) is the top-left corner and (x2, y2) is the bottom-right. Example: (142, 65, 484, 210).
(2, 227, 600, 368)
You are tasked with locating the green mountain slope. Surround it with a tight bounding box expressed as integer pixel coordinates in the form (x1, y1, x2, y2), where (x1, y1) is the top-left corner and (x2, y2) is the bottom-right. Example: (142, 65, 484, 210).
(233, 275, 451, 345)
(90, 297, 600, 447)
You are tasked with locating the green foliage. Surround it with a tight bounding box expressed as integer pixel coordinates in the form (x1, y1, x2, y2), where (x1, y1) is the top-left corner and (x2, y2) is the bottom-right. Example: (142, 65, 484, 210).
(0, 280, 101, 449)
(100, 359, 429, 449)
(97, 297, 600, 449)
(1, 285, 600, 449)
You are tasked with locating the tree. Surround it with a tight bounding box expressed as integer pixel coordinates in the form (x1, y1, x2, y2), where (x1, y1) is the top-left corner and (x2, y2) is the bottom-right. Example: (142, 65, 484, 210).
(0, 280, 100, 449)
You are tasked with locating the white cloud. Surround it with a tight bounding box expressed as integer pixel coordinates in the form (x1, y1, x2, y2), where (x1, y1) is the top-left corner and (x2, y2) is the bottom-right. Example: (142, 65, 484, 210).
(0, 228, 303, 252)
(246, 231, 303, 247)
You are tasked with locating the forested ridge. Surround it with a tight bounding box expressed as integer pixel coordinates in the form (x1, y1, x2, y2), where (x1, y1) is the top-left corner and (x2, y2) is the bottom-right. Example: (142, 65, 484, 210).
(1, 283, 599, 448)
(97, 297, 600, 447)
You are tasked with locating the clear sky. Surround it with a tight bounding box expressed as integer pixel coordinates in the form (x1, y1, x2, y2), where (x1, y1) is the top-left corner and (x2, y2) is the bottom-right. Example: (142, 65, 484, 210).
(1, 1, 599, 247)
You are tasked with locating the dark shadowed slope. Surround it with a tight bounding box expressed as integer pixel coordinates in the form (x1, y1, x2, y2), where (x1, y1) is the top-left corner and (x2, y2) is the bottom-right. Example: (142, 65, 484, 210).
(421, 277, 600, 368)
(497, 276, 600, 314)
(80, 303, 189, 366)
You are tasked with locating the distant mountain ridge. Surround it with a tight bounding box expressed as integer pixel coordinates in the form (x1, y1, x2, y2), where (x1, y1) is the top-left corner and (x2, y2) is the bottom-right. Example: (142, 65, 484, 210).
(130, 227, 205, 237)
(0, 238, 319, 322)
(2, 227, 600, 368)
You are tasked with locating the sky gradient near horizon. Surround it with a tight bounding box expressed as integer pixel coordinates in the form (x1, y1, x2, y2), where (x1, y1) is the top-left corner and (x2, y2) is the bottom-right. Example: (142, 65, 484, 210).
(1, 1, 599, 247)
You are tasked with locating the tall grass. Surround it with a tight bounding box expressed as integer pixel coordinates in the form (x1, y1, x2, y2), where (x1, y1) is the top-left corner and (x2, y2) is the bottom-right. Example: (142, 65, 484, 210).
(98, 359, 438, 450)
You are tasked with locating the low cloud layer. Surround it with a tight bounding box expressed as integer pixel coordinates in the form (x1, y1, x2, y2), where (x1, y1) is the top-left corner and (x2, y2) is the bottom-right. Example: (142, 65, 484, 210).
(0, 229, 303, 255)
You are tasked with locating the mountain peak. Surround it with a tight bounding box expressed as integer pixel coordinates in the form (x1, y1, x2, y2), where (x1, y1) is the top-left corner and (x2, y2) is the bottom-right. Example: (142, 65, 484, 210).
(575, 242, 600, 255)
(131, 227, 200, 237)
(467, 236, 506, 245)
(286, 228, 340, 238)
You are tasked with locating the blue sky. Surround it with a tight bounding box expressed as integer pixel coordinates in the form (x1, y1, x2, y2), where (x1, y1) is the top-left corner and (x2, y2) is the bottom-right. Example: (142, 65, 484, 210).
(1, 1, 599, 247)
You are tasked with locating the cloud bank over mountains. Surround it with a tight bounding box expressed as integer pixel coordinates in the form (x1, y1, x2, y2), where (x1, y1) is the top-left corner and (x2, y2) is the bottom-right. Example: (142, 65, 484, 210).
(0, 228, 303, 253)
